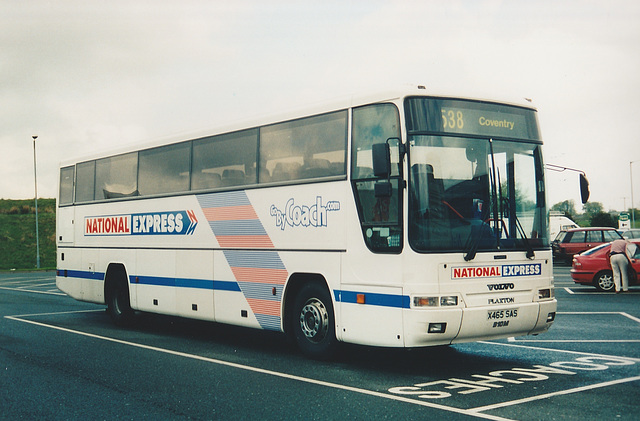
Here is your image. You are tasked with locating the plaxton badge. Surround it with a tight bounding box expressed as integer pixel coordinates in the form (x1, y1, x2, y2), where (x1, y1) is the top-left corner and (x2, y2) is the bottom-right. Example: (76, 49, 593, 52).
(451, 263, 541, 280)
(85, 210, 198, 236)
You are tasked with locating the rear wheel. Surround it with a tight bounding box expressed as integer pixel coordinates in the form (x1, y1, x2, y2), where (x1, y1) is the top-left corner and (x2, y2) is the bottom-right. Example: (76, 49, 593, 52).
(594, 270, 614, 292)
(292, 283, 338, 360)
(106, 275, 134, 326)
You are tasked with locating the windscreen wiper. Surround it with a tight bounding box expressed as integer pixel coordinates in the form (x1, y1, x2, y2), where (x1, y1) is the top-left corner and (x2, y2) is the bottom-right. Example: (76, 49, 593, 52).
(502, 198, 535, 259)
(488, 139, 501, 247)
(463, 215, 490, 261)
(463, 139, 498, 261)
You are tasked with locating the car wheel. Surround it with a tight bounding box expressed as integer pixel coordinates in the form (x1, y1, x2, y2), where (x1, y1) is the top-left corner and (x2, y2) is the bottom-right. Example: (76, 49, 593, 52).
(594, 270, 614, 292)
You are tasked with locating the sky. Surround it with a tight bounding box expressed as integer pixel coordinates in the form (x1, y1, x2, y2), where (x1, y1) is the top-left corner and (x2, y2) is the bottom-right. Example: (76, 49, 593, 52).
(2, 0, 639, 213)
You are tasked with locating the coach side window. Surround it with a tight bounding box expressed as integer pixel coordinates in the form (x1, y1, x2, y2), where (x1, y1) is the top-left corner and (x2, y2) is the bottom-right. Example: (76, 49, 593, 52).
(139, 142, 191, 196)
(58, 166, 75, 205)
(75, 160, 96, 202)
(351, 103, 402, 252)
(95, 152, 138, 200)
(192, 129, 258, 190)
(260, 111, 347, 183)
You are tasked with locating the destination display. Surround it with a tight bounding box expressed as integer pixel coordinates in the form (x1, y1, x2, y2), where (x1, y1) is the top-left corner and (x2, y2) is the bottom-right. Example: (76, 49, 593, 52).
(405, 97, 540, 140)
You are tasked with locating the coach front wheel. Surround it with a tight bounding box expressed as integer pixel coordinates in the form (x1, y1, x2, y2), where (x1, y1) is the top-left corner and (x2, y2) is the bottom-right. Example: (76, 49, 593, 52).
(292, 283, 339, 360)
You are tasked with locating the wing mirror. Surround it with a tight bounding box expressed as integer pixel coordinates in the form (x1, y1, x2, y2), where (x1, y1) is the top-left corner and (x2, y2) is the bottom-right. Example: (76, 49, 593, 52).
(579, 173, 590, 204)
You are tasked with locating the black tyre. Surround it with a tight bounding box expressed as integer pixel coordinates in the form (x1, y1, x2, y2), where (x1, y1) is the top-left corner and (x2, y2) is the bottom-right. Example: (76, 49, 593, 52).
(594, 270, 614, 292)
(292, 283, 339, 360)
(106, 277, 134, 326)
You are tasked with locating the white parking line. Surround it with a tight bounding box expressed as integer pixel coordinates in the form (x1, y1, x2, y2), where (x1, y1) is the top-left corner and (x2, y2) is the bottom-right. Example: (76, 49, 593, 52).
(3, 312, 515, 421)
(559, 311, 640, 324)
(480, 340, 640, 363)
(563, 287, 638, 295)
(0, 279, 35, 285)
(508, 311, 640, 344)
(0, 286, 65, 296)
(20, 282, 57, 288)
(510, 339, 640, 343)
(622, 312, 640, 323)
(6, 308, 639, 419)
(469, 376, 640, 413)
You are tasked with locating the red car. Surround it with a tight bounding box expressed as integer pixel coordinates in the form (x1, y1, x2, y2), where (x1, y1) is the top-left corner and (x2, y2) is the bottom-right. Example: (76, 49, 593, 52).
(552, 227, 623, 263)
(571, 239, 640, 291)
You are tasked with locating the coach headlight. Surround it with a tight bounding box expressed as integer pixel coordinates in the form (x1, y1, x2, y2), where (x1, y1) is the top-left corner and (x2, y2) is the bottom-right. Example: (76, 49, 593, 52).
(413, 295, 458, 307)
(538, 288, 554, 300)
(440, 296, 458, 306)
(414, 297, 439, 307)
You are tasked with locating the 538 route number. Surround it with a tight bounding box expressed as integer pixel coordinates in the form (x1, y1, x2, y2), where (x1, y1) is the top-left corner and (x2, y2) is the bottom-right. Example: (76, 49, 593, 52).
(441, 109, 464, 129)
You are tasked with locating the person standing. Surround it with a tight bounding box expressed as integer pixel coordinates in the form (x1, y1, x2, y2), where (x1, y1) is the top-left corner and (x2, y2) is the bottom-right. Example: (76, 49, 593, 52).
(609, 238, 630, 293)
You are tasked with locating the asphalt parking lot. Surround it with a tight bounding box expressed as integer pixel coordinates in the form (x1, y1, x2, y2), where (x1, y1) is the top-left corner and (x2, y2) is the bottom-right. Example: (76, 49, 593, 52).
(1, 267, 638, 420)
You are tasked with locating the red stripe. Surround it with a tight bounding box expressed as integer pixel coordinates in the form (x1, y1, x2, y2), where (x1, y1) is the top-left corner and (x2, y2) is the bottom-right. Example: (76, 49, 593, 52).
(216, 235, 274, 248)
(246, 298, 281, 316)
(230, 267, 288, 285)
(202, 205, 258, 221)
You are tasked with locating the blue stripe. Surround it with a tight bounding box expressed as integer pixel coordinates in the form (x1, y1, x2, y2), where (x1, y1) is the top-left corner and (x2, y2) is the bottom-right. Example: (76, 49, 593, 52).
(237, 281, 282, 301)
(254, 314, 281, 331)
(58, 270, 241, 292)
(176, 278, 214, 289)
(213, 280, 242, 292)
(137, 275, 174, 287)
(58, 269, 105, 281)
(197, 191, 250, 208)
(223, 250, 285, 270)
(209, 220, 267, 236)
(334, 290, 410, 309)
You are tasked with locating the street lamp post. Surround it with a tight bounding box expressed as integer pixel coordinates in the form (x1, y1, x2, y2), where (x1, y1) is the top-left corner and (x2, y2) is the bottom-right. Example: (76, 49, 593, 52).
(632, 160, 639, 229)
(32, 135, 40, 269)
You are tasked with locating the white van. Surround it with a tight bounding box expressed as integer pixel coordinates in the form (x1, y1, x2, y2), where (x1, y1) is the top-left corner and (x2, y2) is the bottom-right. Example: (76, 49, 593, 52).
(549, 211, 579, 240)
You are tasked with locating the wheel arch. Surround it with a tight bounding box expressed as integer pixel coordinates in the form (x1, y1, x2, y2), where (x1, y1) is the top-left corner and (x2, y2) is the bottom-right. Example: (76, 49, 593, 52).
(104, 262, 130, 303)
(282, 272, 331, 337)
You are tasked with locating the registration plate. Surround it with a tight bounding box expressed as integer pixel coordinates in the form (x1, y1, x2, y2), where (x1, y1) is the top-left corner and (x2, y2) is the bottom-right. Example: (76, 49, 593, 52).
(488, 309, 518, 320)
(487, 309, 519, 328)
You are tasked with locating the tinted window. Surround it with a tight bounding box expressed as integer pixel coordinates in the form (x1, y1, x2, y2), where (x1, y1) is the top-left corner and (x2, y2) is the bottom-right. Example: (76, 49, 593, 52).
(586, 230, 602, 243)
(260, 111, 347, 182)
(352, 104, 401, 179)
(567, 232, 585, 243)
(95, 153, 138, 200)
(351, 104, 402, 252)
(59, 166, 75, 205)
(192, 129, 258, 190)
(139, 142, 190, 195)
(554, 231, 567, 242)
(604, 230, 622, 241)
(72, 110, 348, 202)
(75, 161, 95, 202)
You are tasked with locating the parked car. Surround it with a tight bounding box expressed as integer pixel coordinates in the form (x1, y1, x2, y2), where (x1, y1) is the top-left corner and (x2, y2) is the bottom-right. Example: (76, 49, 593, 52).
(552, 227, 623, 263)
(571, 239, 640, 291)
(622, 229, 640, 239)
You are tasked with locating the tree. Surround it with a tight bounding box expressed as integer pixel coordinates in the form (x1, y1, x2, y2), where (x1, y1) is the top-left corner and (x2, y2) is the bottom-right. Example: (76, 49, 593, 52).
(583, 202, 604, 220)
(590, 212, 616, 228)
(551, 200, 576, 219)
